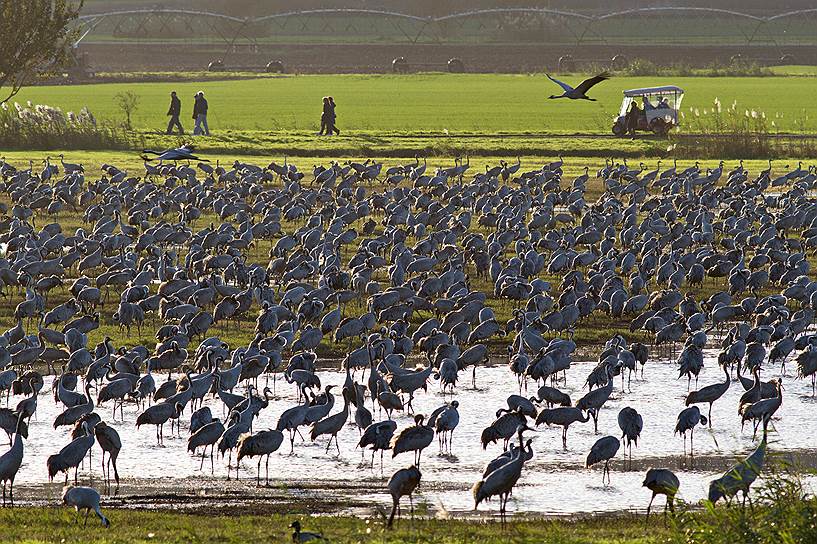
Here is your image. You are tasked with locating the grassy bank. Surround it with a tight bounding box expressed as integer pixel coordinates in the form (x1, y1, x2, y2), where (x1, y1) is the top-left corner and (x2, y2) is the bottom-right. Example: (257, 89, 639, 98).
(0, 508, 664, 544)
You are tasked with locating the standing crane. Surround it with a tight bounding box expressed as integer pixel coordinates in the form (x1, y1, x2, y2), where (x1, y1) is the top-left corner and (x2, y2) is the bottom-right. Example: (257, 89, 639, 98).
(62, 486, 109, 528)
(586, 435, 620, 485)
(643, 468, 680, 516)
(387, 465, 422, 528)
(685, 364, 730, 426)
(0, 413, 25, 505)
(473, 424, 532, 522)
(237, 429, 284, 486)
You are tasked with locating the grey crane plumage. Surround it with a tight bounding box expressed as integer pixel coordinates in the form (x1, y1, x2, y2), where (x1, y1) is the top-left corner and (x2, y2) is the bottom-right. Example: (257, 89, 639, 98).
(617, 406, 642, 462)
(62, 485, 109, 528)
(685, 364, 730, 426)
(576, 364, 615, 433)
(427, 400, 459, 453)
(675, 406, 707, 456)
(546, 73, 610, 101)
(387, 465, 421, 528)
(708, 428, 768, 506)
(358, 419, 397, 469)
(47, 421, 95, 485)
(310, 388, 351, 454)
(136, 402, 183, 445)
(391, 414, 434, 467)
(237, 429, 284, 485)
(188, 419, 225, 473)
(643, 468, 680, 516)
(741, 379, 783, 438)
(586, 435, 620, 485)
(94, 421, 121, 487)
(0, 412, 25, 505)
(473, 424, 531, 522)
(535, 406, 589, 449)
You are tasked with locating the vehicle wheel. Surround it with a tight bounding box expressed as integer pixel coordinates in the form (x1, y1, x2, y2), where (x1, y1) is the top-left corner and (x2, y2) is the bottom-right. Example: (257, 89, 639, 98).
(650, 119, 669, 137)
(612, 121, 626, 137)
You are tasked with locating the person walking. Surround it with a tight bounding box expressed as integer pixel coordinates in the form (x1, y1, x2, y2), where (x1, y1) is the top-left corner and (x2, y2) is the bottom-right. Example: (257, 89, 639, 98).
(317, 97, 331, 136)
(166, 91, 184, 135)
(328, 96, 340, 136)
(192, 91, 210, 136)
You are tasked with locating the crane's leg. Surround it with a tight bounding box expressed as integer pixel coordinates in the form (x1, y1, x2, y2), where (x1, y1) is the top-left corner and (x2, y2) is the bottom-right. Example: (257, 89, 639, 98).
(199, 448, 206, 470)
(690, 430, 694, 457)
(100, 450, 106, 485)
(708, 403, 713, 427)
(646, 494, 654, 517)
(257, 457, 262, 486)
(266, 454, 270, 485)
(112, 455, 119, 486)
(84, 508, 90, 526)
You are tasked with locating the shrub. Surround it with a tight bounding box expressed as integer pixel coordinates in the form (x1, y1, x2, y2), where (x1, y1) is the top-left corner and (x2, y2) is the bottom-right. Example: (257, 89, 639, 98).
(0, 100, 137, 150)
(669, 98, 817, 158)
(671, 461, 817, 544)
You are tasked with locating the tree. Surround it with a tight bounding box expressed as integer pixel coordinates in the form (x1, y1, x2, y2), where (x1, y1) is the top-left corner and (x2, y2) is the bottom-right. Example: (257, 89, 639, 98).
(0, 0, 83, 104)
(114, 91, 139, 130)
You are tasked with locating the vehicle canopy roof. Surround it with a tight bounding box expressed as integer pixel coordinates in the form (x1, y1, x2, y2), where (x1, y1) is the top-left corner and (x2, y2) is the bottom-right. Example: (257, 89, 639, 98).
(623, 86, 684, 97)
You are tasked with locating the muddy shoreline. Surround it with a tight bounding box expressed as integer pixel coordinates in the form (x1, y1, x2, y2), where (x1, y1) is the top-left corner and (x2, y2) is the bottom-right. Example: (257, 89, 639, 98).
(14, 446, 816, 517)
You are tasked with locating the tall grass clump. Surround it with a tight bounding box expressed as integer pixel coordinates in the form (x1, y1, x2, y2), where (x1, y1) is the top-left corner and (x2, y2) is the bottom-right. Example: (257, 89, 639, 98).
(0, 100, 137, 150)
(671, 98, 817, 158)
(671, 462, 817, 544)
(670, 98, 774, 158)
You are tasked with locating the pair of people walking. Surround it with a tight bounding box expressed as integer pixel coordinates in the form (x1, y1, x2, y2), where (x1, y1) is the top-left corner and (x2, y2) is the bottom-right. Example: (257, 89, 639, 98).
(318, 96, 339, 136)
(165, 90, 209, 136)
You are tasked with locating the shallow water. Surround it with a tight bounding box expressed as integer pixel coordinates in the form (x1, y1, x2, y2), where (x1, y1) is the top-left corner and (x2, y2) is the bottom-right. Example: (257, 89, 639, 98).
(9, 349, 817, 515)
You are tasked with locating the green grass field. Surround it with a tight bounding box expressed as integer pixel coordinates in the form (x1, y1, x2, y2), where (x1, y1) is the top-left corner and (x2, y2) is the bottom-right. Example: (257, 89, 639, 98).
(0, 507, 666, 544)
(11, 73, 817, 136)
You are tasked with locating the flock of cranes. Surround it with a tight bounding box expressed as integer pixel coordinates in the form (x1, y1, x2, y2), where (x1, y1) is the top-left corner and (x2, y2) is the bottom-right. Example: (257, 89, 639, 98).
(0, 150, 812, 530)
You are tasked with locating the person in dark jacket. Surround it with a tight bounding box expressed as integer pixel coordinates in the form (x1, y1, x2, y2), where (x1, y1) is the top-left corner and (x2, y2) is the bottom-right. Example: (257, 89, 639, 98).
(328, 96, 340, 136)
(317, 96, 330, 136)
(192, 91, 210, 136)
(166, 91, 184, 135)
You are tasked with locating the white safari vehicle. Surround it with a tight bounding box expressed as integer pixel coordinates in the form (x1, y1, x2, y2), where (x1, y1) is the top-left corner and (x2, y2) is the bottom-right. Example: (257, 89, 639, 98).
(612, 85, 684, 137)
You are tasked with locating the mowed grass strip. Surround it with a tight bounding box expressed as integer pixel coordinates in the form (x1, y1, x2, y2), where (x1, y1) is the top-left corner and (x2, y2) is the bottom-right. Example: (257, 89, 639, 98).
(12, 73, 817, 135)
